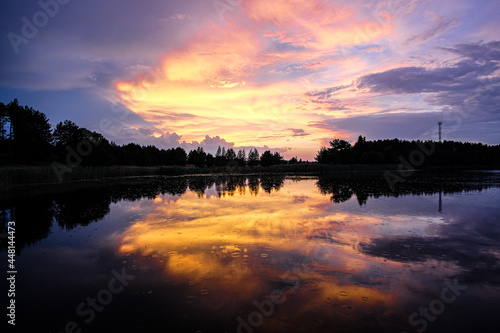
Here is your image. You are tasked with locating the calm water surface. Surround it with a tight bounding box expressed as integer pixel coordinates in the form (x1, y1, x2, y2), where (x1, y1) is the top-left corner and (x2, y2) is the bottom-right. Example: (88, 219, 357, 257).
(1, 172, 500, 332)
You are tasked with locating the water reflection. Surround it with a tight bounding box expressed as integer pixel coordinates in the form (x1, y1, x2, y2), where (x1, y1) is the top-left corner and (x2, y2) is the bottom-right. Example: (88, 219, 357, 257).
(3, 172, 497, 254)
(117, 177, 405, 332)
(1, 175, 282, 252)
(1, 172, 500, 332)
(112, 173, 499, 332)
(316, 172, 499, 206)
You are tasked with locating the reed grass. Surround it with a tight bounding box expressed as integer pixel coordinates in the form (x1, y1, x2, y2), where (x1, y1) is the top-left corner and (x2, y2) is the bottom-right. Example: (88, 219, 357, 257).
(0, 163, 405, 190)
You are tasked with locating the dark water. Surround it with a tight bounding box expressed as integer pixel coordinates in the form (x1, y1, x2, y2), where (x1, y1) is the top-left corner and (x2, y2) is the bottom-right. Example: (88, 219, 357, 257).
(1, 171, 500, 333)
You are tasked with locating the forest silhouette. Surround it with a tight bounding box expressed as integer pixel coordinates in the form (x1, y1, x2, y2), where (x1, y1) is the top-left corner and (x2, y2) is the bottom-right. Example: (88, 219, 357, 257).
(1, 99, 499, 168)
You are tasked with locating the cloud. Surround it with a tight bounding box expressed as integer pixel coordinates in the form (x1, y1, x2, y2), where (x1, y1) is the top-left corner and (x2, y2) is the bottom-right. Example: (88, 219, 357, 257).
(104, 129, 290, 158)
(168, 13, 192, 21)
(306, 85, 351, 100)
(2, 0, 499, 160)
(183, 135, 234, 153)
(287, 128, 310, 137)
(356, 41, 500, 119)
(181, 136, 291, 156)
(243, 0, 393, 51)
(406, 17, 459, 45)
(356, 61, 491, 95)
(0, 56, 127, 91)
(304, 42, 500, 143)
(0, 0, 202, 91)
(309, 112, 442, 141)
(443, 41, 500, 62)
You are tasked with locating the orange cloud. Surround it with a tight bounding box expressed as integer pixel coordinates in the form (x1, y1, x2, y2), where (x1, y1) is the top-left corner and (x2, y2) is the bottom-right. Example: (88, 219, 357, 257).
(160, 23, 263, 85)
(114, 0, 395, 159)
(244, 0, 392, 50)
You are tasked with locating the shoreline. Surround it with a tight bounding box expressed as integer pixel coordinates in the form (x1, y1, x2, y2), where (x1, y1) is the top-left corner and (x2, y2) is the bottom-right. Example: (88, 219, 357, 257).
(1, 164, 499, 191)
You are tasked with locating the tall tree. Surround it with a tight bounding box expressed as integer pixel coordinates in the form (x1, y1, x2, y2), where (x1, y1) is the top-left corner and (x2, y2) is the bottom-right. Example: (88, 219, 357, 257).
(166, 147, 187, 166)
(0, 102, 8, 158)
(315, 147, 331, 164)
(52, 120, 81, 161)
(260, 150, 284, 167)
(236, 149, 246, 165)
(0, 102, 7, 141)
(247, 148, 259, 166)
(7, 99, 52, 161)
(329, 139, 351, 151)
(205, 153, 215, 167)
(225, 148, 236, 161)
(215, 145, 227, 166)
(188, 147, 207, 167)
(52, 120, 81, 148)
(316, 139, 353, 164)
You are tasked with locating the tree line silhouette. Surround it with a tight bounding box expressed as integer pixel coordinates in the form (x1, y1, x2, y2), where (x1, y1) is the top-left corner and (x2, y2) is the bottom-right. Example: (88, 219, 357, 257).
(316, 136, 500, 166)
(1, 99, 499, 168)
(1, 99, 290, 167)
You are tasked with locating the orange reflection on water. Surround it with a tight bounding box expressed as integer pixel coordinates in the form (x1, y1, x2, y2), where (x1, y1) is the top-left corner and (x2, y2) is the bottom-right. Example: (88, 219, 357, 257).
(117, 178, 406, 329)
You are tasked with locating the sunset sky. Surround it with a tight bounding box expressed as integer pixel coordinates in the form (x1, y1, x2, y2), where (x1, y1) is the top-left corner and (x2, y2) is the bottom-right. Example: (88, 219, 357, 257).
(1, 0, 499, 160)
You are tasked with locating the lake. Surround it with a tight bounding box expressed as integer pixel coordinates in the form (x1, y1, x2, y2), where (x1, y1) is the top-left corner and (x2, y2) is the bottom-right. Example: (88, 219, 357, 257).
(2, 171, 500, 332)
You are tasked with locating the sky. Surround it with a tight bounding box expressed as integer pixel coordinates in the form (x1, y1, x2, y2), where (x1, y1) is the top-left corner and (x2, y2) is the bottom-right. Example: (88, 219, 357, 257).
(0, 0, 499, 160)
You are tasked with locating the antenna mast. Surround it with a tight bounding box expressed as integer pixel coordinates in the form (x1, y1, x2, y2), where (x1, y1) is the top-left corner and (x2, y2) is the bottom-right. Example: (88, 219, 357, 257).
(438, 121, 442, 143)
